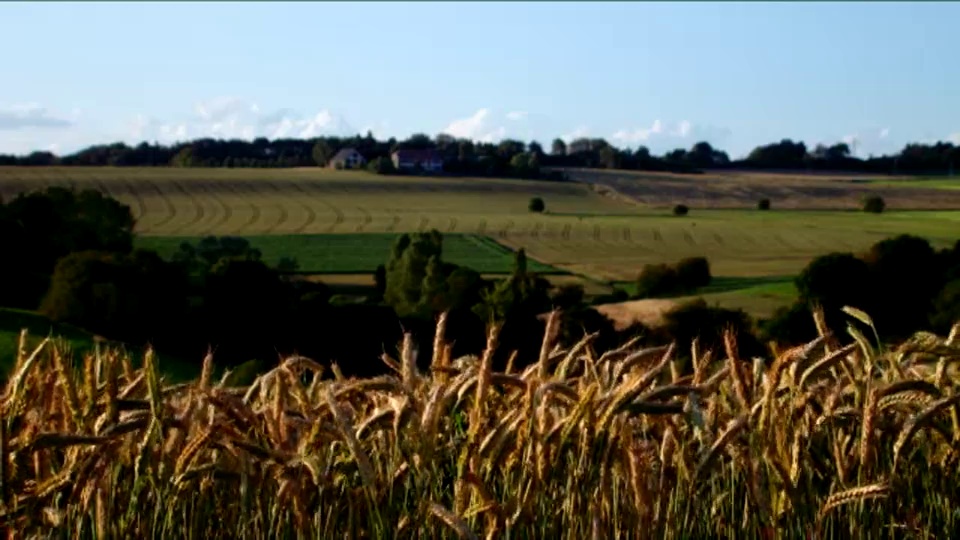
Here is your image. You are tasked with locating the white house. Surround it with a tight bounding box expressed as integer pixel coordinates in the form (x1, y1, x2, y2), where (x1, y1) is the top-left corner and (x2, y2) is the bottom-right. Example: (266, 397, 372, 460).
(328, 148, 367, 169)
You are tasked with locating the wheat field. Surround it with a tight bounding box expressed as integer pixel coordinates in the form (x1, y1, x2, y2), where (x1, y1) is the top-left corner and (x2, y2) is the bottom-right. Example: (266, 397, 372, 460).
(2, 308, 959, 538)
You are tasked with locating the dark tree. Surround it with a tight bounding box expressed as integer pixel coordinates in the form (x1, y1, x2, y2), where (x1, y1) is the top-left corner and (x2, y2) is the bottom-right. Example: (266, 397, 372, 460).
(312, 141, 332, 166)
(675, 257, 712, 290)
(863, 195, 886, 214)
(636, 264, 683, 299)
(673, 204, 689, 216)
(528, 197, 546, 213)
(551, 138, 567, 156)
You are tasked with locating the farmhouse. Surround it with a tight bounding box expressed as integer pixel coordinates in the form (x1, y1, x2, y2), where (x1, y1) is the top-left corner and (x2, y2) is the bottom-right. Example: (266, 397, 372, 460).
(328, 148, 366, 169)
(390, 149, 444, 173)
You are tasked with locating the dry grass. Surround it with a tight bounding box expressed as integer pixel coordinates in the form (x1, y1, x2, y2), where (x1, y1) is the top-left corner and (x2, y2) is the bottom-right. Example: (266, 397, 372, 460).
(564, 167, 960, 210)
(593, 298, 679, 330)
(1, 309, 959, 538)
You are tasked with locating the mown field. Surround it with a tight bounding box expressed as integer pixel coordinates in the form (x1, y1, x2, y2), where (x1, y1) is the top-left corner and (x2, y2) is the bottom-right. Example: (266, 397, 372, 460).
(2, 166, 958, 317)
(563, 167, 960, 209)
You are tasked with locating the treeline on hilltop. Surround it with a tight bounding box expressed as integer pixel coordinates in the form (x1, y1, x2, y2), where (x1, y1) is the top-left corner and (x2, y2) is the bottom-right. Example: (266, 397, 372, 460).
(1, 132, 959, 176)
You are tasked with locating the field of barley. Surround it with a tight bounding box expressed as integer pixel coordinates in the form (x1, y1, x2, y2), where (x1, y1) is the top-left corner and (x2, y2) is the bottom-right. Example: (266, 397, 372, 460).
(3, 309, 960, 537)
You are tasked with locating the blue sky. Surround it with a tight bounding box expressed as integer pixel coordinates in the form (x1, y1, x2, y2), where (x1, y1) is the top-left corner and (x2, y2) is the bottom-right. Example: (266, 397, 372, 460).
(1, 1, 958, 158)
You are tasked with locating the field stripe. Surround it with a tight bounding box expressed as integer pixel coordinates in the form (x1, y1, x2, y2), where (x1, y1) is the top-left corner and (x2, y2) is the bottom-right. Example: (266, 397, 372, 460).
(145, 180, 178, 231)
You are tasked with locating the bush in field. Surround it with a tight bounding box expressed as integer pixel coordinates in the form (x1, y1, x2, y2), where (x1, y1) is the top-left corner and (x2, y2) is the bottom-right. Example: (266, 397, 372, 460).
(863, 195, 886, 213)
(675, 256, 712, 290)
(757, 198, 771, 210)
(528, 197, 546, 213)
(672, 204, 689, 216)
(636, 256, 713, 299)
(635, 263, 683, 299)
(592, 287, 629, 305)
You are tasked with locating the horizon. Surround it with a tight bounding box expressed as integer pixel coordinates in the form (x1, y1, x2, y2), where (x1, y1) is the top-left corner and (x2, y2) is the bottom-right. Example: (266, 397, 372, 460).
(2, 2, 959, 159)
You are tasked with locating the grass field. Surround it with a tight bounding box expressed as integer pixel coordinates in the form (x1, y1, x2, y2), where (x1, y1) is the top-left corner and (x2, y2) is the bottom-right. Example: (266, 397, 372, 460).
(3, 166, 959, 318)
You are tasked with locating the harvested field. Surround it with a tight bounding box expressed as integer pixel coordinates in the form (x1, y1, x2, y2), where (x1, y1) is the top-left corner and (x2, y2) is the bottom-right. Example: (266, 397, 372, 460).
(563, 167, 960, 210)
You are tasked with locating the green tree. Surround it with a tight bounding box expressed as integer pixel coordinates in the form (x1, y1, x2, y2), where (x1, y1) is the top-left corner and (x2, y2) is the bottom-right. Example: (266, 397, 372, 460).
(636, 263, 682, 299)
(384, 231, 444, 318)
(311, 140, 332, 166)
(1, 187, 136, 308)
(40, 249, 188, 341)
(599, 146, 620, 169)
(474, 249, 551, 323)
(528, 197, 545, 213)
(863, 195, 886, 214)
(367, 156, 395, 174)
(675, 257, 711, 290)
(171, 147, 195, 167)
(551, 138, 567, 156)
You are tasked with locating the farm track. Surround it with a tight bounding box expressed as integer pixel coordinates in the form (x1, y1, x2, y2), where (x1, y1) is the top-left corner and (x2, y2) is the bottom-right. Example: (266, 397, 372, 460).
(167, 181, 206, 235)
(263, 205, 288, 234)
(355, 207, 373, 233)
(123, 180, 149, 224)
(385, 215, 401, 233)
(203, 185, 234, 235)
(145, 181, 179, 232)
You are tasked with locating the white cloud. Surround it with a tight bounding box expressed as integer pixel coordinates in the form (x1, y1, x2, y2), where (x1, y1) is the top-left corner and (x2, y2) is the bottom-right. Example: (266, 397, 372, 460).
(612, 119, 722, 146)
(0, 103, 75, 130)
(441, 108, 508, 142)
(127, 97, 357, 144)
(878, 127, 890, 139)
(506, 111, 527, 121)
(562, 126, 590, 143)
(949, 132, 960, 145)
(842, 134, 859, 147)
(611, 120, 665, 144)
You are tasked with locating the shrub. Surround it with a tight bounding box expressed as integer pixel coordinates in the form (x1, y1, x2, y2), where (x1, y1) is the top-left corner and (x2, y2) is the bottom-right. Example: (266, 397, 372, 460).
(673, 204, 689, 216)
(528, 197, 545, 213)
(757, 198, 771, 210)
(759, 302, 819, 346)
(592, 287, 629, 305)
(636, 263, 682, 299)
(367, 156, 395, 175)
(657, 298, 764, 369)
(550, 283, 585, 310)
(863, 195, 886, 213)
(675, 256, 712, 290)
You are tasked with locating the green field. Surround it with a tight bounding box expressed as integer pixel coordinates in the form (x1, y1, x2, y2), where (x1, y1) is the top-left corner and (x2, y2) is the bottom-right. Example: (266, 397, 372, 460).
(136, 233, 563, 274)
(3, 166, 959, 318)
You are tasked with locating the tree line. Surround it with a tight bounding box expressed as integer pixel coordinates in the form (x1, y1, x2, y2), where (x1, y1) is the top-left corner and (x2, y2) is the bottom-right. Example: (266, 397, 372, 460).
(2, 133, 958, 176)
